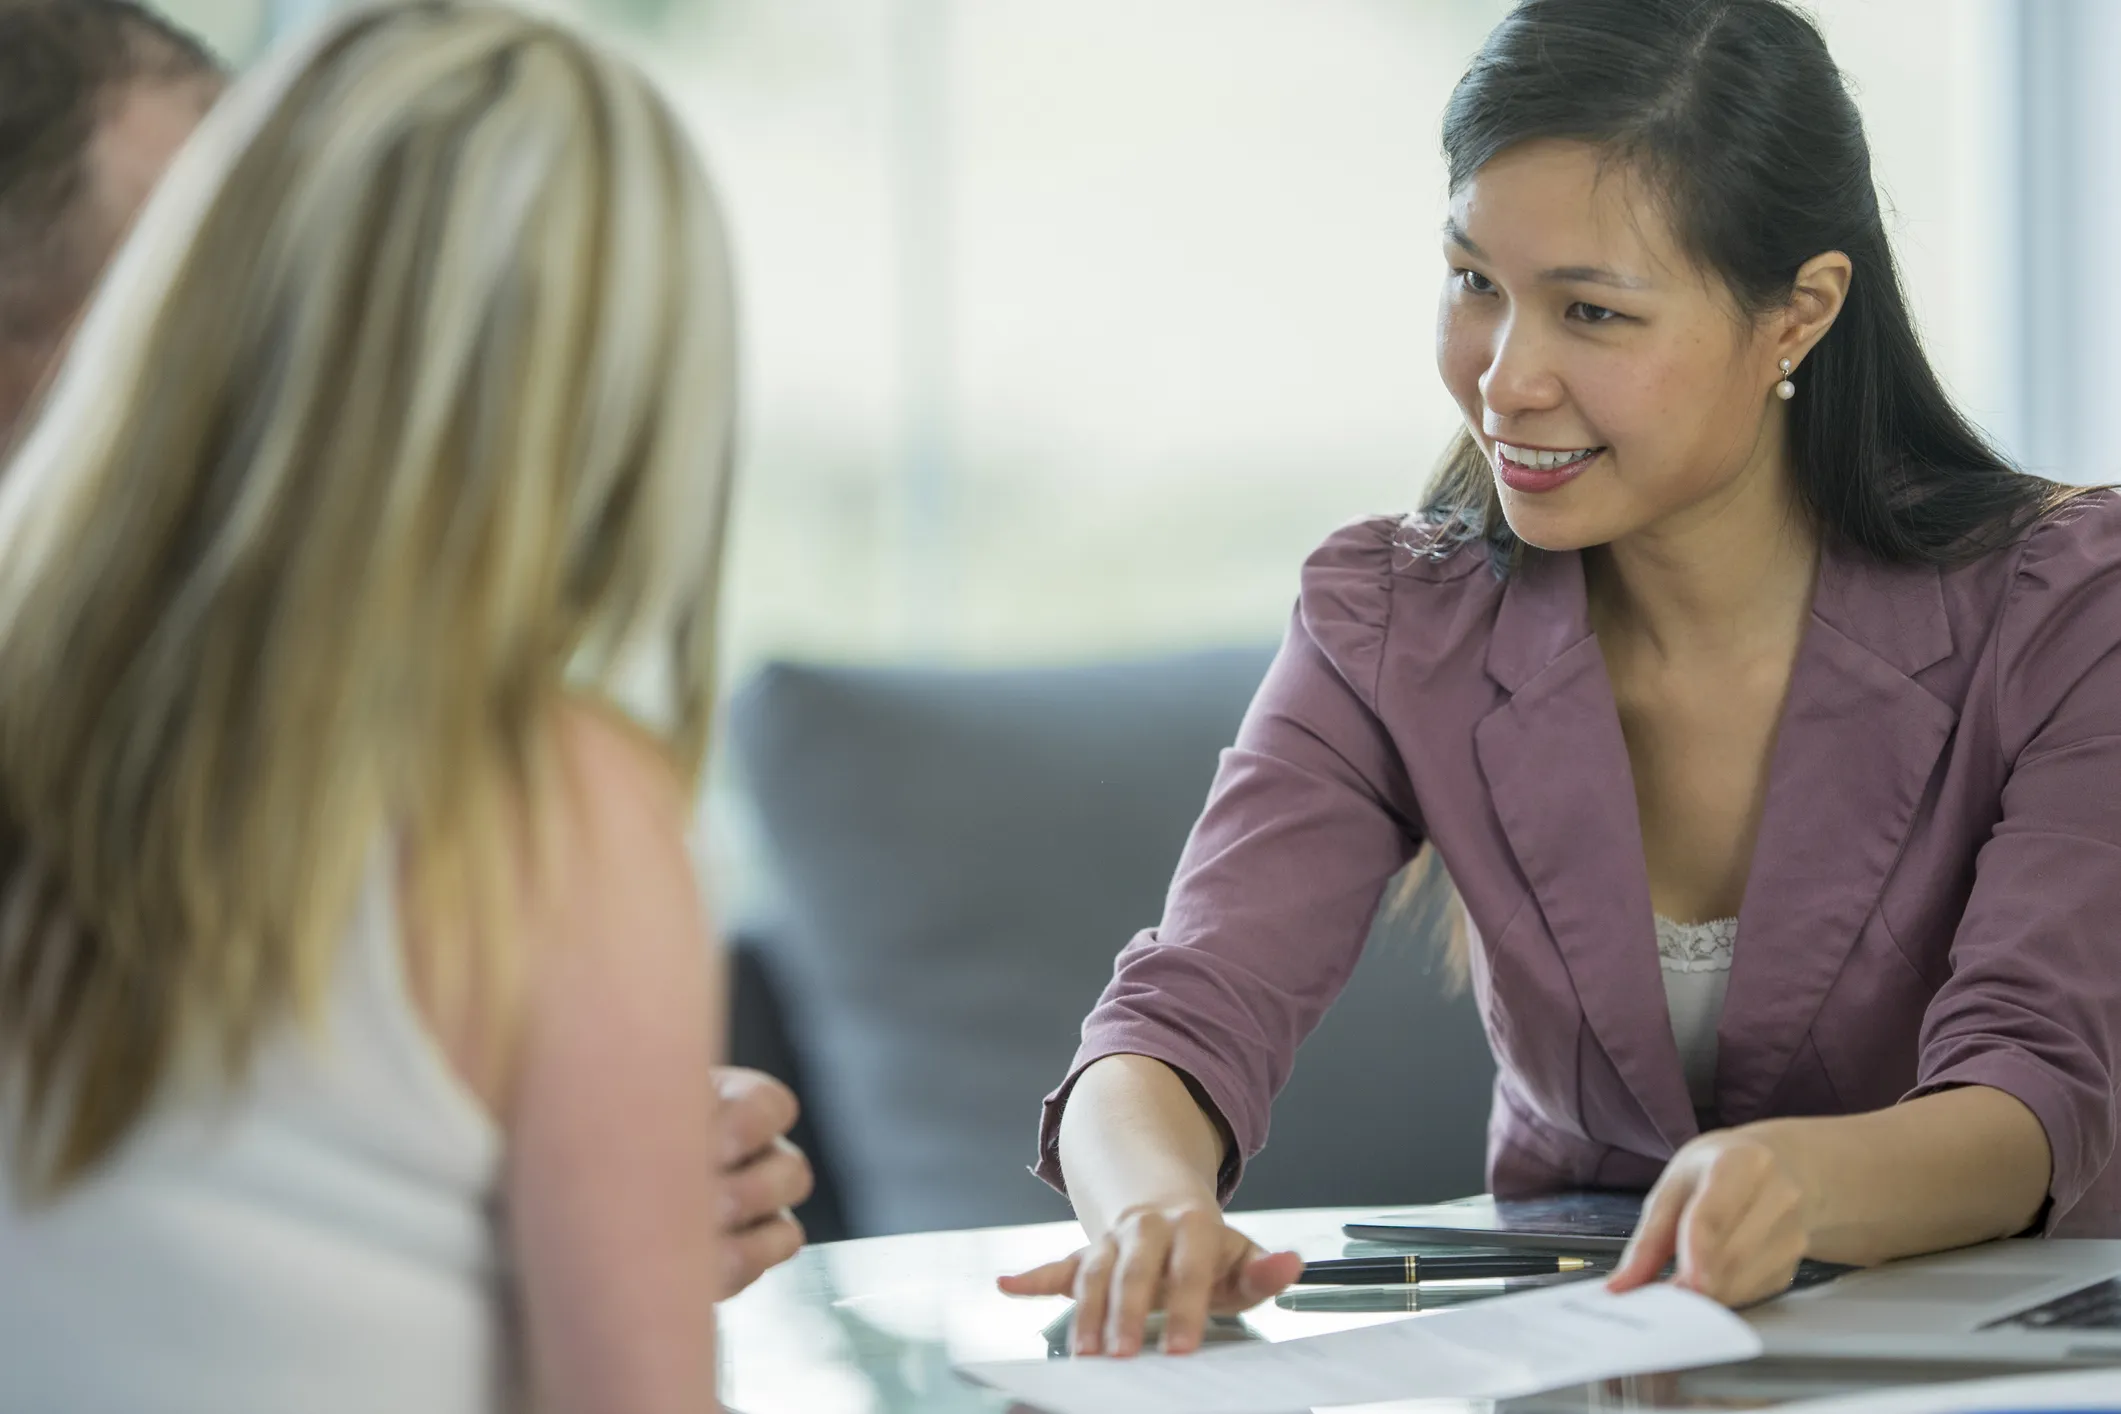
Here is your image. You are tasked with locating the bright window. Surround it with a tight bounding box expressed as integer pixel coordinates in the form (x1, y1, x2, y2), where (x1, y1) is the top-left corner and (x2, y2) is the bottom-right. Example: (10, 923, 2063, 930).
(158, 0, 2024, 668)
(530, 0, 2021, 674)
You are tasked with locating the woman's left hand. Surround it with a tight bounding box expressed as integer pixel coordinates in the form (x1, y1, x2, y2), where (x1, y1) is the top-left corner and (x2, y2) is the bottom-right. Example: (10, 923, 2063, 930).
(1605, 1126, 1816, 1307)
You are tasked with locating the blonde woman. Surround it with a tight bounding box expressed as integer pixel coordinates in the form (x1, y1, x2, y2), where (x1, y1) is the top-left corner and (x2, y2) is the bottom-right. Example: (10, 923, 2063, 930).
(0, 5, 740, 1411)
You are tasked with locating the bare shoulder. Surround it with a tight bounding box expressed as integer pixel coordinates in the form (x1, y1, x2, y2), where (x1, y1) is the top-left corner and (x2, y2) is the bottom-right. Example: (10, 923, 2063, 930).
(548, 700, 693, 845)
(397, 701, 708, 1119)
(504, 698, 724, 1411)
(518, 695, 715, 1051)
(532, 701, 705, 940)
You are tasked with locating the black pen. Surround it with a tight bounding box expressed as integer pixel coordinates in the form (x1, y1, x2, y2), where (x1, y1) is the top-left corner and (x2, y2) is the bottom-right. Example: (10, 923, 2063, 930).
(1296, 1255, 1592, 1285)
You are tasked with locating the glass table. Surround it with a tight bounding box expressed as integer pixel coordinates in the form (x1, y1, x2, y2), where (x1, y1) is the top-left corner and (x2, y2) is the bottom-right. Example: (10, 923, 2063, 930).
(719, 1208, 2073, 1412)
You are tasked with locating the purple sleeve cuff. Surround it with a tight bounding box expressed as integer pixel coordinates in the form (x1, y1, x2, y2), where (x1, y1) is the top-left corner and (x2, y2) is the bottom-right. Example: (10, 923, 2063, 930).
(1032, 1035, 1261, 1207)
(1905, 1046, 2103, 1231)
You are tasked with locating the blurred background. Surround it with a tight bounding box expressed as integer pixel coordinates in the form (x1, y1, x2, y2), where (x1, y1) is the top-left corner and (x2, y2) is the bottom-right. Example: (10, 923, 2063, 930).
(164, 0, 2121, 883)
(148, 0, 2121, 1250)
(158, 0, 2115, 685)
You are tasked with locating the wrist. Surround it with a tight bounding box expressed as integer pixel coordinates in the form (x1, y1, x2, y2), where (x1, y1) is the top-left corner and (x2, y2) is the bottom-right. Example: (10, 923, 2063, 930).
(1734, 1116, 1832, 1241)
(1058, 1055, 1229, 1238)
(1114, 1187, 1220, 1221)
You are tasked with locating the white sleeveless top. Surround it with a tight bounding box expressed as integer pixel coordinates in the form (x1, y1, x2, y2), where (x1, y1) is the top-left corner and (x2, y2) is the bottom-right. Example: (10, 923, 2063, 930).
(1657, 914, 1736, 1114)
(0, 857, 511, 1414)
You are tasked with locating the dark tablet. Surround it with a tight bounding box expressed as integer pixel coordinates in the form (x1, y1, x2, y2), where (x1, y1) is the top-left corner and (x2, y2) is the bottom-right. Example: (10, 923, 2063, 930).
(1341, 1191, 1647, 1254)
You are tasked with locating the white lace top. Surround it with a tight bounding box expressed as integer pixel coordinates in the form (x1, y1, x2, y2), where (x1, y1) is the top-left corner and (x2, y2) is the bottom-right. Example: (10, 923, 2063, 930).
(1656, 914, 1737, 1113)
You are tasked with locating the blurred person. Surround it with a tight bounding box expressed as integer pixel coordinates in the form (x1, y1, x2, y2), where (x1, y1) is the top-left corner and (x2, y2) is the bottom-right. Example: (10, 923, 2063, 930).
(1006, 0, 2121, 1353)
(0, 0, 811, 1306)
(0, 0, 221, 446)
(0, 4, 750, 1409)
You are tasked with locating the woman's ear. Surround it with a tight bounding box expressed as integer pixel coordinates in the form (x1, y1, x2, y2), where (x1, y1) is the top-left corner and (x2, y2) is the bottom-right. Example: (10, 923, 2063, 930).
(1778, 250, 1853, 372)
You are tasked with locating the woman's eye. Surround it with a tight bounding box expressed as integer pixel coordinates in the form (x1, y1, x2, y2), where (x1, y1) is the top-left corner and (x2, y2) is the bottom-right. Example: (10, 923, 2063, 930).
(1569, 301, 1623, 324)
(1453, 268, 1496, 296)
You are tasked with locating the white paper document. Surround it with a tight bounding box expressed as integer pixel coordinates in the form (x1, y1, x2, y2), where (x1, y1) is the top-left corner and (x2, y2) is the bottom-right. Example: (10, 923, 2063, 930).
(957, 1281, 1763, 1414)
(1775, 1368, 2121, 1413)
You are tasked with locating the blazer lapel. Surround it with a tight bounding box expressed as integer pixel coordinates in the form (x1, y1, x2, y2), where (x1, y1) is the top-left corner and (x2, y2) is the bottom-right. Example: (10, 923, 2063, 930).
(1715, 543, 1959, 1125)
(1475, 549, 1698, 1156)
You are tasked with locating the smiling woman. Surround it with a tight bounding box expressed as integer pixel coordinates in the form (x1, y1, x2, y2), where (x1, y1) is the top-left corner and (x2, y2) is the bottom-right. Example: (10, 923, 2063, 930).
(1010, 0, 2121, 1361)
(1434, 138, 1850, 541)
(1423, 33, 2064, 574)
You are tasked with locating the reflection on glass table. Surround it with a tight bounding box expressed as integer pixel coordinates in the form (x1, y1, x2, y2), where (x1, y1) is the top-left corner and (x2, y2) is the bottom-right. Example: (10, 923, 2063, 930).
(1276, 1270, 1598, 1315)
(716, 1208, 2060, 1414)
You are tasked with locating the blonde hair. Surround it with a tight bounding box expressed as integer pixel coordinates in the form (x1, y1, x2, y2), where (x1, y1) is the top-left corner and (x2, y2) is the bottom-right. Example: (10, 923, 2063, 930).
(0, 0, 737, 1192)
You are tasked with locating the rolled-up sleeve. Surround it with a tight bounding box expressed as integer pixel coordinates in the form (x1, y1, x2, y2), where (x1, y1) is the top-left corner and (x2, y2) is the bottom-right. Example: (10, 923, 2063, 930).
(1907, 500, 2121, 1226)
(1033, 521, 1424, 1203)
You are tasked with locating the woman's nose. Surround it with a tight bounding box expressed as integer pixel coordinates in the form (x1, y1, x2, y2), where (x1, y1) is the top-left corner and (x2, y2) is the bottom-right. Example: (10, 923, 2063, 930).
(1477, 320, 1565, 420)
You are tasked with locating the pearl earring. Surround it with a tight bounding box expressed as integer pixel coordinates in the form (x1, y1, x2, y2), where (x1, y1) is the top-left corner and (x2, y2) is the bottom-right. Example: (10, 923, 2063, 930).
(1776, 358, 1796, 401)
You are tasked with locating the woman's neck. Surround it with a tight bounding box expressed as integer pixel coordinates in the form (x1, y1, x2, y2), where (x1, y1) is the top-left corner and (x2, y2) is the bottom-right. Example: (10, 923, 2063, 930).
(1585, 463, 1820, 666)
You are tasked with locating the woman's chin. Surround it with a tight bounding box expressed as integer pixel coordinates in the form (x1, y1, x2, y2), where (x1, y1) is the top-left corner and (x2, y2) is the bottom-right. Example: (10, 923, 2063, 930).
(1496, 500, 1613, 554)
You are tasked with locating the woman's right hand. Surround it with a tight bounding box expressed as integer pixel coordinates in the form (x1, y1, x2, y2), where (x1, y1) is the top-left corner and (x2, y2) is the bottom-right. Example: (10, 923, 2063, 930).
(996, 1201, 1303, 1357)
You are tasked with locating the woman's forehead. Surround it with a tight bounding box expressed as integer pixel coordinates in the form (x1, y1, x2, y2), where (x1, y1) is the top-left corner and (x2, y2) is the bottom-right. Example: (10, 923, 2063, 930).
(1447, 139, 1687, 285)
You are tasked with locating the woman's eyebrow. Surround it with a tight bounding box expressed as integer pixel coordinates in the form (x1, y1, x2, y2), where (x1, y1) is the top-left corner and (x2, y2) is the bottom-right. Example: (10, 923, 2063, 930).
(1540, 264, 1651, 290)
(1442, 219, 1650, 290)
(1442, 216, 1485, 256)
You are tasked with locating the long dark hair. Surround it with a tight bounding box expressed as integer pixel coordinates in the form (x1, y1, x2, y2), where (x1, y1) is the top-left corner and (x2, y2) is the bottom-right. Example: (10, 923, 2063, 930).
(1421, 0, 2072, 572)
(1403, 0, 2080, 986)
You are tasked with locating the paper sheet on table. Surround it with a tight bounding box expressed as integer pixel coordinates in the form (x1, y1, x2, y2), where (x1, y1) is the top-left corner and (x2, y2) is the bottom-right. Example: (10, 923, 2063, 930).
(957, 1281, 1763, 1414)
(1774, 1368, 2121, 1413)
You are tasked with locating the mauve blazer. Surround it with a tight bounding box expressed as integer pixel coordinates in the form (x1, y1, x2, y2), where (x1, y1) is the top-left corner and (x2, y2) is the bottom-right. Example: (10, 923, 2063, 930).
(1038, 492, 2121, 1235)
